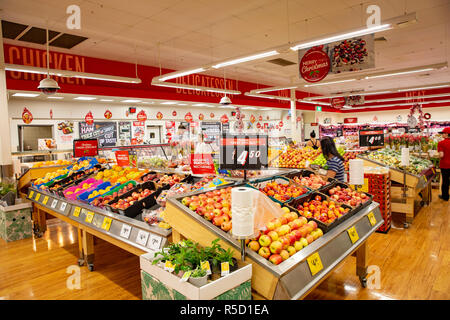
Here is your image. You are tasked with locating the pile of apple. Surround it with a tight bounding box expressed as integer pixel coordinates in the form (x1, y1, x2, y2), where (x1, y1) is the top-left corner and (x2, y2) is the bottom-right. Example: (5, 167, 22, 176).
(295, 195, 350, 224)
(110, 188, 154, 210)
(247, 207, 323, 265)
(181, 187, 233, 233)
(277, 147, 321, 169)
(327, 185, 369, 207)
(91, 183, 136, 207)
(260, 181, 308, 202)
(158, 174, 184, 187)
(292, 173, 329, 190)
(139, 173, 158, 183)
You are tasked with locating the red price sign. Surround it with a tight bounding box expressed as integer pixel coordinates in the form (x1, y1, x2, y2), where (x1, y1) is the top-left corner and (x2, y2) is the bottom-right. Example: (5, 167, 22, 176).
(300, 48, 330, 83)
(115, 150, 130, 167)
(73, 139, 98, 158)
(190, 154, 215, 175)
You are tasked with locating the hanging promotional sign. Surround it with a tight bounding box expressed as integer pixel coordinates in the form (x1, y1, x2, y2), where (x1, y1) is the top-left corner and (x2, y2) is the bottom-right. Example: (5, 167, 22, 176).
(185, 112, 193, 123)
(219, 134, 269, 170)
(299, 47, 330, 83)
(50, 109, 53, 119)
(198, 113, 204, 121)
(172, 110, 177, 117)
(73, 139, 98, 158)
(22, 107, 33, 124)
(137, 110, 147, 122)
(344, 117, 358, 124)
(250, 115, 256, 123)
(115, 150, 130, 167)
(346, 95, 365, 105)
(189, 154, 215, 175)
(256, 122, 261, 129)
(220, 114, 229, 124)
(56, 121, 75, 147)
(156, 111, 163, 120)
(104, 109, 112, 119)
(331, 97, 346, 109)
(165, 121, 175, 129)
(210, 113, 215, 118)
(279, 121, 284, 128)
(85, 111, 94, 125)
(359, 128, 384, 147)
(258, 115, 263, 121)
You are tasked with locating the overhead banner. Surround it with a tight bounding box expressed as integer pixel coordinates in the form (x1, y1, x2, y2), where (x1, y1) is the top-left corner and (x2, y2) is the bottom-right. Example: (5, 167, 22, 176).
(298, 34, 374, 81)
(79, 121, 117, 147)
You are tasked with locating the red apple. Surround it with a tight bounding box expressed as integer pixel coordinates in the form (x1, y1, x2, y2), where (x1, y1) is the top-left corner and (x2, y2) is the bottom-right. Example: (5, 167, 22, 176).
(279, 236, 290, 249)
(269, 240, 282, 254)
(277, 224, 291, 236)
(221, 221, 232, 232)
(294, 240, 304, 251)
(287, 246, 297, 256)
(196, 207, 206, 216)
(248, 240, 260, 252)
(213, 208, 222, 217)
(299, 237, 308, 248)
(267, 231, 279, 242)
(266, 221, 276, 232)
(306, 234, 314, 244)
(308, 220, 318, 230)
(269, 254, 282, 265)
(280, 250, 290, 261)
(213, 215, 225, 226)
(258, 235, 272, 247)
(204, 211, 214, 221)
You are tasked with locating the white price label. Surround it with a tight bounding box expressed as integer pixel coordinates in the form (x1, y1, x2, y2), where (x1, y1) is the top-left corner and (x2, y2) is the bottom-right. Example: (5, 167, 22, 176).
(120, 224, 132, 239)
(51, 199, 58, 209)
(136, 230, 150, 246)
(148, 234, 162, 250)
(60, 202, 67, 211)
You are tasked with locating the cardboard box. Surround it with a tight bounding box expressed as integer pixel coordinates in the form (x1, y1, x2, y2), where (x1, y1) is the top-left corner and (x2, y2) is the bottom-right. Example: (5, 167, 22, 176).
(140, 253, 252, 300)
(0, 200, 33, 242)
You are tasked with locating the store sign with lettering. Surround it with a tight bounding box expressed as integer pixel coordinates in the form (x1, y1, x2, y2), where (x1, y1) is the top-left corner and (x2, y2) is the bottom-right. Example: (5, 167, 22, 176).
(331, 97, 346, 109)
(115, 150, 130, 167)
(79, 121, 117, 147)
(220, 134, 268, 170)
(344, 117, 358, 123)
(299, 47, 330, 83)
(359, 128, 384, 147)
(190, 154, 215, 175)
(137, 110, 147, 122)
(73, 139, 98, 157)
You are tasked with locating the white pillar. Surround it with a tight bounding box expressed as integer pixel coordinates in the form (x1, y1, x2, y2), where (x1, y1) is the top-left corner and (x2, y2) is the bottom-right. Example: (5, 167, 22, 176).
(0, 20, 13, 167)
(290, 88, 296, 141)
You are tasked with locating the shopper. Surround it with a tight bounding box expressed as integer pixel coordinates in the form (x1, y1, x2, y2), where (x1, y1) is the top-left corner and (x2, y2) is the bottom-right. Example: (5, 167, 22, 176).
(194, 133, 211, 155)
(307, 131, 320, 150)
(320, 136, 345, 182)
(437, 127, 450, 201)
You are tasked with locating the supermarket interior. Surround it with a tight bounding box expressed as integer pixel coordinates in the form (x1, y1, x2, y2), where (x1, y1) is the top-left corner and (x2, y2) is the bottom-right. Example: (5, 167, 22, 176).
(0, 0, 449, 302)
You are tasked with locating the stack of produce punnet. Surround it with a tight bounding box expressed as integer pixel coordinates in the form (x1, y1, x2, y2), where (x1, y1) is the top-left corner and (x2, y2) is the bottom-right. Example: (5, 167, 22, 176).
(276, 146, 321, 169)
(249, 177, 310, 205)
(180, 186, 325, 265)
(364, 148, 433, 175)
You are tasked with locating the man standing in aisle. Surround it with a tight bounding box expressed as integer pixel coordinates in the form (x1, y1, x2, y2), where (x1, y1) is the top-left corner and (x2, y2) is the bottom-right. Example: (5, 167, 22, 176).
(437, 127, 450, 201)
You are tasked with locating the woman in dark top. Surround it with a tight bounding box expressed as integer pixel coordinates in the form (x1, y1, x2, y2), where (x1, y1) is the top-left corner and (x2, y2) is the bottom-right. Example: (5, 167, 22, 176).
(307, 131, 320, 150)
(320, 136, 345, 182)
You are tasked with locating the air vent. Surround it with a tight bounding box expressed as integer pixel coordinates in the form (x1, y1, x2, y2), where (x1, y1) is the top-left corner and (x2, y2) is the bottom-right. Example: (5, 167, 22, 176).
(19, 27, 59, 44)
(1, 20, 28, 39)
(267, 58, 296, 67)
(50, 33, 88, 49)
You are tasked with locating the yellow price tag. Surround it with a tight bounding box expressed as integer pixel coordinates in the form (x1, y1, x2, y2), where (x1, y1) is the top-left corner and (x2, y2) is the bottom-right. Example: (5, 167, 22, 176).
(423, 175, 427, 182)
(347, 226, 359, 244)
(42, 196, 49, 205)
(29, 191, 34, 199)
(101, 217, 112, 231)
(85, 211, 95, 223)
(307, 252, 323, 276)
(367, 212, 377, 226)
(35, 193, 41, 201)
(221, 262, 230, 276)
(73, 207, 81, 217)
(201, 261, 212, 275)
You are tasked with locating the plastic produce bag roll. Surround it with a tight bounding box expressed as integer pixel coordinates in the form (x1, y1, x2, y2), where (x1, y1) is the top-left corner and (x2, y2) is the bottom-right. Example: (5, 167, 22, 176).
(349, 159, 364, 185)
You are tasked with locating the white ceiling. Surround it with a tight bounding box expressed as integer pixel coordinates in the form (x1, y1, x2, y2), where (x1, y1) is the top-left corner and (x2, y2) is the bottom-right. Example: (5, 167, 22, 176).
(1, 0, 449, 96)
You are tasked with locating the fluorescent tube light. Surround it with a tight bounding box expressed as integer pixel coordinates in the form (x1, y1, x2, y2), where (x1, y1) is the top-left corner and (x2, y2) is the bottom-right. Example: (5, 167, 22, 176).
(298, 100, 331, 106)
(100, 99, 114, 102)
(12, 93, 40, 97)
(121, 99, 142, 103)
(245, 92, 292, 101)
(161, 102, 177, 105)
(254, 86, 297, 93)
(74, 97, 96, 100)
(398, 84, 450, 92)
(304, 79, 356, 87)
(141, 101, 154, 104)
(177, 103, 188, 106)
(364, 68, 433, 79)
(212, 50, 279, 69)
(47, 96, 64, 99)
(158, 68, 206, 81)
(290, 24, 392, 51)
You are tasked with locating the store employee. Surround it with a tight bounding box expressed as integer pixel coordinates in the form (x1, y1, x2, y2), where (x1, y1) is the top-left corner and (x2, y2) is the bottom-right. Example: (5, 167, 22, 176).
(319, 136, 345, 182)
(437, 127, 450, 201)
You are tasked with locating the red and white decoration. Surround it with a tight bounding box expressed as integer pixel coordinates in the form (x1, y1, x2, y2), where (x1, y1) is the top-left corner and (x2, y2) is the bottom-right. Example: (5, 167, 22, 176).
(198, 113, 204, 121)
(210, 113, 215, 118)
(22, 107, 33, 124)
(279, 120, 284, 128)
(172, 110, 177, 117)
(50, 109, 53, 119)
(137, 110, 147, 122)
(156, 112, 163, 120)
(85, 111, 94, 125)
(258, 115, 263, 121)
(331, 97, 346, 109)
(220, 114, 229, 124)
(409, 104, 425, 129)
(185, 112, 193, 123)
(250, 115, 256, 123)
(299, 46, 330, 83)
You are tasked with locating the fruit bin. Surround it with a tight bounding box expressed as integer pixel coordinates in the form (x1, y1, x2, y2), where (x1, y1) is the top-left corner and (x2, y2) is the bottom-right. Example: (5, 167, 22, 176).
(319, 181, 373, 212)
(282, 169, 335, 192)
(77, 181, 119, 203)
(63, 178, 103, 201)
(246, 176, 311, 205)
(285, 192, 354, 233)
(53, 166, 105, 197)
(165, 183, 383, 300)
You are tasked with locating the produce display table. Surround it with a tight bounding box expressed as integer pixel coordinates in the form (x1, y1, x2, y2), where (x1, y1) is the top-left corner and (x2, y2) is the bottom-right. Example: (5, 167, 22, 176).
(17, 166, 69, 199)
(358, 156, 435, 226)
(164, 191, 383, 300)
(26, 188, 171, 271)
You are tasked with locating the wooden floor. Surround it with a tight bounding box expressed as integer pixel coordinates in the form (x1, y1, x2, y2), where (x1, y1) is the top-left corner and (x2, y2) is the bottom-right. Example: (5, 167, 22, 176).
(0, 189, 448, 300)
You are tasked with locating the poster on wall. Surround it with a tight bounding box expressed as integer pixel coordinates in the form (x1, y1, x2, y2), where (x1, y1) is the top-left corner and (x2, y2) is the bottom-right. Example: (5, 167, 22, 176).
(200, 121, 221, 143)
(56, 121, 75, 147)
(38, 139, 57, 150)
(79, 121, 117, 147)
(132, 121, 145, 145)
(118, 121, 132, 145)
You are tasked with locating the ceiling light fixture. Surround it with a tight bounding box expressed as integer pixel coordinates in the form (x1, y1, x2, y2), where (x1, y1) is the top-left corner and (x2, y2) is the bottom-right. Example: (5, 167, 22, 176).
(298, 100, 331, 106)
(397, 84, 450, 92)
(121, 99, 142, 103)
(158, 68, 206, 81)
(244, 92, 292, 101)
(350, 99, 450, 109)
(304, 79, 356, 87)
(212, 50, 279, 69)
(364, 68, 434, 80)
(253, 86, 298, 93)
(47, 96, 63, 99)
(290, 24, 392, 51)
(74, 97, 96, 100)
(12, 93, 40, 97)
(99, 99, 114, 102)
(161, 101, 177, 105)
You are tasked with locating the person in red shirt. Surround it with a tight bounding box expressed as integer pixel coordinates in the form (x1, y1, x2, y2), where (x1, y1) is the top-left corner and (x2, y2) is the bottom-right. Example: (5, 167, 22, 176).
(437, 127, 450, 201)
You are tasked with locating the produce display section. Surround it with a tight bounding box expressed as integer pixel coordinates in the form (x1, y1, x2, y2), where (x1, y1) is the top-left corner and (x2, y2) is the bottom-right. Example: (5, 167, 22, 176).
(165, 182, 382, 300)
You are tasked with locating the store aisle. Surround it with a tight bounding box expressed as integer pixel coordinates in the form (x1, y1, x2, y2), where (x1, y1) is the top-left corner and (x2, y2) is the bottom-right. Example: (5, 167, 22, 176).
(0, 190, 448, 300)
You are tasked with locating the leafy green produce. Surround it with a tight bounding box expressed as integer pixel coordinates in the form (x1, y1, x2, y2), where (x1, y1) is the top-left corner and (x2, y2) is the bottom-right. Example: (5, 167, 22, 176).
(365, 148, 433, 175)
